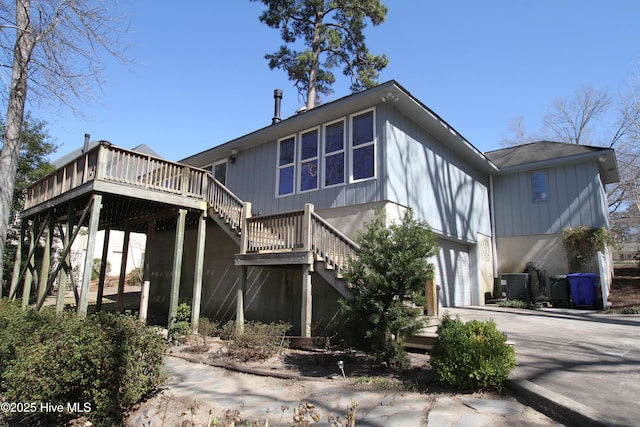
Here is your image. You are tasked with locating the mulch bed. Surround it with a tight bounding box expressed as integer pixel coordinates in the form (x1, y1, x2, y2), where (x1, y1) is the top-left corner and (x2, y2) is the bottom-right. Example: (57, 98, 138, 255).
(610, 267, 640, 310)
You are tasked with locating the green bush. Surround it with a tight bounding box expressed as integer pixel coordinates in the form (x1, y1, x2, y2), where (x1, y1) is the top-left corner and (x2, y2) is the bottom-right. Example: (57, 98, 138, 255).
(430, 314, 516, 391)
(221, 320, 290, 361)
(169, 302, 192, 343)
(0, 299, 166, 425)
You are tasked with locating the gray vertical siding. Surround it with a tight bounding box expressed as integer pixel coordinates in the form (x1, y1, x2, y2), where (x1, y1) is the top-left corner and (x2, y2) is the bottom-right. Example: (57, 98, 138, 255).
(380, 104, 491, 242)
(224, 108, 385, 215)
(493, 161, 608, 237)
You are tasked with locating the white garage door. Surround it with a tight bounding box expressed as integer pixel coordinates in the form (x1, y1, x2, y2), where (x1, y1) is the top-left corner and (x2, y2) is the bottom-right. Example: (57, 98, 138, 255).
(434, 239, 470, 307)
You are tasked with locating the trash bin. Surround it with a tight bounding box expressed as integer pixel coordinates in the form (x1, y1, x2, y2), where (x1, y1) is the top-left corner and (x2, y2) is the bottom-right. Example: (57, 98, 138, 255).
(567, 273, 599, 308)
(549, 275, 570, 307)
(500, 273, 530, 301)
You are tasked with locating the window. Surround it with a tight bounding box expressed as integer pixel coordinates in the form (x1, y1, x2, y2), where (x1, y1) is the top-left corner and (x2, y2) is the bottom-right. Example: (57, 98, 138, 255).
(213, 160, 227, 185)
(278, 136, 296, 196)
(299, 128, 319, 192)
(531, 170, 548, 202)
(351, 109, 375, 181)
(324, 120, 345, 187)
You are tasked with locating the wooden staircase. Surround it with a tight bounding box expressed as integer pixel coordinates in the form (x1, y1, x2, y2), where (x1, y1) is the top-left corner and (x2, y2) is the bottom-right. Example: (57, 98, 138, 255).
(204, 175, 358, 299)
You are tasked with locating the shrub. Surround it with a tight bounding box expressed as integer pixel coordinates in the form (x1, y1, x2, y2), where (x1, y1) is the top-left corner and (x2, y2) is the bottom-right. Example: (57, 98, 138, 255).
(169, 302, 192, 343)
(430, 313, 516, 391)
(340, 209, 439, 369)
(0, 300, 166, 425)
(221, 320, 291, 361)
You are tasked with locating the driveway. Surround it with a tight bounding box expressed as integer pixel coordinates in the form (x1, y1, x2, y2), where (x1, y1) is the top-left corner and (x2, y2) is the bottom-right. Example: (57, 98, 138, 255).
(446, 307, 640, 427)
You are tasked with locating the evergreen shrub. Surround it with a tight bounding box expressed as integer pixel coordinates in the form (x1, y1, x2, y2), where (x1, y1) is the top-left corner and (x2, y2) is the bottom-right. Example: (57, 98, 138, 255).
(430, 313, 516, 391)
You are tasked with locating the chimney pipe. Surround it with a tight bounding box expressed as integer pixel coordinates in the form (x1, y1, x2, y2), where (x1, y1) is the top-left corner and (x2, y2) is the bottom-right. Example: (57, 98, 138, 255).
(83, 133, 90, 153)
(272, 89, 283, 124)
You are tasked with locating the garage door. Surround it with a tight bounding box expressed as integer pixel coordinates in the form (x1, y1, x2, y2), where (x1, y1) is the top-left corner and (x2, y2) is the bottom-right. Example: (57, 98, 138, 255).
(434, 239, 470, 307)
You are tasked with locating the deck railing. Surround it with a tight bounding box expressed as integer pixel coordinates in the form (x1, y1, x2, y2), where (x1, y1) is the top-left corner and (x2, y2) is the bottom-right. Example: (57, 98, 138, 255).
(206, 176, 245, 232)
(23, 143, 210, 210)
(309, 210, 359, 274)
(245, 210, 305, 252)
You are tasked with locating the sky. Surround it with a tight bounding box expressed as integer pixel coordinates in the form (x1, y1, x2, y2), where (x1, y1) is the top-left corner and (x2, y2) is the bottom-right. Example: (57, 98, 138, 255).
(25, 0, 640, 163)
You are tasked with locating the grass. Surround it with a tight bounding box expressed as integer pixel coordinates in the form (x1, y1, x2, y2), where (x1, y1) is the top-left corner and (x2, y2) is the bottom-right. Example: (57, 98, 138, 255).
(354, 375, 403, 390)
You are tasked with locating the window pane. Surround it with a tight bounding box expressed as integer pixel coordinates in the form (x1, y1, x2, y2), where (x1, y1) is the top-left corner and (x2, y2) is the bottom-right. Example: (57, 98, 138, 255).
(279, 137, 295, 166)
(325, 153, 344, 186)
(352, 111, 373, 146)
(300, 159, 318, 191)
(214, 162, 226, 185)
(532, 171, 548, 201)
(325, 122, 344, 153)
(353, 145, 374, 180)
(301, 131, 318, 160)
(279, 166, 294, 195)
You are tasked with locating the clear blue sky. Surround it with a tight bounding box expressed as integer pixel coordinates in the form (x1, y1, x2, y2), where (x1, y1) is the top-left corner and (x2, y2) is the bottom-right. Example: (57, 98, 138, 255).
(32, 0, 640, 162)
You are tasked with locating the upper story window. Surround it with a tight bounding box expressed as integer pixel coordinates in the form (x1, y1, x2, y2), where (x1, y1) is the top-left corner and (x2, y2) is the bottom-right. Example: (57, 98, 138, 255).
(531, 170, 548, 202)
(299, 128, 319, 192)
(324, 120, 345, 187)
(275, 107, 375, 196)
(351, 109, 375, 181)
(213, 160, 227, 185)
(278, 136, 296, 196)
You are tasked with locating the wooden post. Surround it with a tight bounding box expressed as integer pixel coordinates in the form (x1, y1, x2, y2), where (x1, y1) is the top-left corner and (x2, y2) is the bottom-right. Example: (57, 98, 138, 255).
(22, 219, 36, 309)
(168, 209, 187, 328)
(301, 264, 312, 338)
(116, 227, 131, 312)
(303, 203, 314, 252)
(426, 277, 438, 317)
(191, 210, 207, 333)
(96, 227, 111, 312)
(240, 201, 252, 255)
(139, 220, 155, 323)
(78, 195, 102, 317)
(56, 207, 74, 313)
(236, 266, 247, 334)
(37, 217, 53, 304)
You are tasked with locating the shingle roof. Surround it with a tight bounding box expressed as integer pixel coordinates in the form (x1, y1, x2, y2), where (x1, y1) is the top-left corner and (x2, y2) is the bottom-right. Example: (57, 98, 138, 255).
(484, 140, 608, 168)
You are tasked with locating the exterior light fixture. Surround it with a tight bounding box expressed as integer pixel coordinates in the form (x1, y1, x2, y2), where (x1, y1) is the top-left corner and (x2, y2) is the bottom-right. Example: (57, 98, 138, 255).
(229, 147, 239, 164)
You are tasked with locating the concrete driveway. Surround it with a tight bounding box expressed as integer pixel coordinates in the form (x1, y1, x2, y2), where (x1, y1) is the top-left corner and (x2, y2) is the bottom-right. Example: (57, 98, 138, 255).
(446, 307, 640, 427)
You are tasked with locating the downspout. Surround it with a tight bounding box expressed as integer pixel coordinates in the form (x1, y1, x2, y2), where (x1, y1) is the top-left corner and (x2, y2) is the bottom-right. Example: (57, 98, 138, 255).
(489, 175, 499, 278)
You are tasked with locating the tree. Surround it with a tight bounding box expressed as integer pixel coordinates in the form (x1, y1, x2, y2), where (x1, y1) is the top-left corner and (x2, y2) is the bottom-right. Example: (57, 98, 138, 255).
(252, 0, 389, 109)
(501, 83, 640, 216)
(340, 209, 439, 369)
(0, 0, 129, 286)
(2, 115, 56, 294)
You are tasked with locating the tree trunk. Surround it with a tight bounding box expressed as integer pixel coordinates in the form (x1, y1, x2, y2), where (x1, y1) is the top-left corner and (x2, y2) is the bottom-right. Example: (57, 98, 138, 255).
(0, 0, 35, 286)
(305, 7, 324, 110)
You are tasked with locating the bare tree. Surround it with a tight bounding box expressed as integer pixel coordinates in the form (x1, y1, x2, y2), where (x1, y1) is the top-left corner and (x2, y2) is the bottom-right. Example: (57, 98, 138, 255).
(0, 0, 130, 286)
(501, 81, 640, 214)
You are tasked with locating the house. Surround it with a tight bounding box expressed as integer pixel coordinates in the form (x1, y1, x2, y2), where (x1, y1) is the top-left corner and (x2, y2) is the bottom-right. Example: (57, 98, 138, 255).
(485, 141, 618, 278)
(12, 80, 619, 336)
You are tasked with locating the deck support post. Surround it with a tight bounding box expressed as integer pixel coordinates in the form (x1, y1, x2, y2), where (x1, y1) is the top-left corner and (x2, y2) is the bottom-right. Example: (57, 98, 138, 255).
(191, 210, 207, 333)
(116, 227, 131, 312)
(78, 195, 102, 317)
(55, 206, 74, 313)
(139, 220, 155, 323)
(21, 218, 37, 309)
(301, 264, 312, 338)
(168, 209, 187, 328)
(37, 217, 53, 304)
(236, 265, 247, 333)
(96, 227, 111, 312)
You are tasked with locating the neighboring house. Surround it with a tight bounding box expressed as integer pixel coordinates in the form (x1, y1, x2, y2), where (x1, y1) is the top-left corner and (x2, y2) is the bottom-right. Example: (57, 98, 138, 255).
(485, 141, 618, 278)
(612, 242, 640, 261)
(15, 80, 620, 336)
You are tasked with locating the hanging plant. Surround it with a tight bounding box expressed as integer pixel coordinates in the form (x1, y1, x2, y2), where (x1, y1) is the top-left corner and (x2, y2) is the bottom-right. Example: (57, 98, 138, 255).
(561, 226, 616, 272)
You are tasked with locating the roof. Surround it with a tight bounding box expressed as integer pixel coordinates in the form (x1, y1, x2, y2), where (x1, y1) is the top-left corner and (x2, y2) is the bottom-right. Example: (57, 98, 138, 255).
(484, 141, 620, 184)
(180, 80, 499, 174)
(53, 141, 162, 168)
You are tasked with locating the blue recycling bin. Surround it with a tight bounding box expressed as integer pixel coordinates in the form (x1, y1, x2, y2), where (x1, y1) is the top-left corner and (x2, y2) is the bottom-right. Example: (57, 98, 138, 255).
(566, 273, 599, 308)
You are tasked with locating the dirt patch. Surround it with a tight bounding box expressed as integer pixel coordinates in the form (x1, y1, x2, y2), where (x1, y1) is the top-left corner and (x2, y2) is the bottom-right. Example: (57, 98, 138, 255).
(610, 267, 640, 310)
